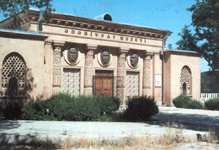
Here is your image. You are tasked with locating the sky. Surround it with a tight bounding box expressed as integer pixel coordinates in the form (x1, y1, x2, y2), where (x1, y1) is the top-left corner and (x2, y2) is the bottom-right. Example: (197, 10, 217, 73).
(0, 0, 209, 72)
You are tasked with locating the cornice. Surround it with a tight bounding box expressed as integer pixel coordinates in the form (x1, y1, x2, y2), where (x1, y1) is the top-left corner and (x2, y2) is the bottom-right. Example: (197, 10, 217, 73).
(0, 10, 168, 40)
(142, 51, 154, 56)
(118, 47, 129, 54)
(53, 40, 65, 47)
(86, 44, 98, 50)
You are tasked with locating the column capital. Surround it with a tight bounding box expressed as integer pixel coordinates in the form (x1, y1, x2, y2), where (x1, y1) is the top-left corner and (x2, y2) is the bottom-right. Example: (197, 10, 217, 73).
(142, 51, 154, 57)
(118, 47, 129, 54)
(45, 39, 53, 45)
(53, 40, 65, 47)
(86, 44, 98, 50)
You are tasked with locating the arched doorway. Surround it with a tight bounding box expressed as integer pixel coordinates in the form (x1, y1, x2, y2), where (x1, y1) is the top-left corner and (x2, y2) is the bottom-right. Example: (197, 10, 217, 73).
(2, 52, 26, 97)
(180, 66, 192, 96)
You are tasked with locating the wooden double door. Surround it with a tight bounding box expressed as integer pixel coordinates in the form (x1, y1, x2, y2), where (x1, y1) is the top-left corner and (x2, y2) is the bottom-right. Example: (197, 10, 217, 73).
(95, 70, 113, 97)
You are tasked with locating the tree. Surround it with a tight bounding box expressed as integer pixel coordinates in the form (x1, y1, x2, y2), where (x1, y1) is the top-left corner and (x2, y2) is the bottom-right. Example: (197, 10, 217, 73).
(0, 0, 54, 22)
(168, 44, 173, 50)
(176, 0, 219, 84)
(201, 79, 210, 93)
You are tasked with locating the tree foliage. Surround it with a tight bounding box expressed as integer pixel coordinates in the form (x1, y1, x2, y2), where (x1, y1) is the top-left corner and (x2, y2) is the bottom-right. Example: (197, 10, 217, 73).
(176, 0, 219, 84)
(0, 0, 54, 22)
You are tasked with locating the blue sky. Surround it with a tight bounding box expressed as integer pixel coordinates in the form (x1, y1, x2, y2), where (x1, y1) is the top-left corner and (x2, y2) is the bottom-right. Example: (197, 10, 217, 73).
(0, 0, 209, 72)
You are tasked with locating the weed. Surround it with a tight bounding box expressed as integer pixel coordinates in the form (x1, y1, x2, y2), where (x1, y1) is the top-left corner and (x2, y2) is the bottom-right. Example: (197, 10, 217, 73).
(158, 121, 186, 145)
(61, 130, 67, 135)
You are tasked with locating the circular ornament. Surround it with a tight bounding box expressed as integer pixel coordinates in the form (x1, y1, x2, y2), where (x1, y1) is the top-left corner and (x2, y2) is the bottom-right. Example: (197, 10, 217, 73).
(64, 46, 81, 65)
(127, 51, 140, 68)
(98, 49, 112, 67)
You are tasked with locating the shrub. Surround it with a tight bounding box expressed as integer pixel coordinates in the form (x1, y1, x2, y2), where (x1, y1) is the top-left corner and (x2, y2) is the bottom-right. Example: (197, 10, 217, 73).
(124, 96, 159, 121)
(204, 98, 219, 111)
(96, 95, 120, 114)
(0, 100, 22, 119)
(172, 95, 192, 108)
(187, 100, 204, 109)
(21, 93, 120, 121)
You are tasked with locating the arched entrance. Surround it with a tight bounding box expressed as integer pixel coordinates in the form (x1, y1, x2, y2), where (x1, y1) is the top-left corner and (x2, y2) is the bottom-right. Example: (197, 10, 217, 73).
(1, 52, 26, 97)
(180, 66, 192, 96)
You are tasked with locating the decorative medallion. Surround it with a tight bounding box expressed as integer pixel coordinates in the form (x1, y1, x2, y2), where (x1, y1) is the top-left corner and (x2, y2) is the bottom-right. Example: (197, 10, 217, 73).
(98, 49, 112, 67)
(64, 46, 81, 65)
(127, 51, 140, 68)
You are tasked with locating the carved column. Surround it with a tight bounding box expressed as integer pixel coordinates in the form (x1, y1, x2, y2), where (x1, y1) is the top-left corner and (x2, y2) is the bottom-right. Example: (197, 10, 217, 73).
(142, 52, 153, 97)
(117, 48, 129, 105)
(84, 44, 97, 95)
(52, 41, 65, 95)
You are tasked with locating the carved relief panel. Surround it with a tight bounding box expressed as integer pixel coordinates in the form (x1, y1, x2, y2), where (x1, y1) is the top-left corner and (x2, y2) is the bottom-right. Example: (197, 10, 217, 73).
(127, 51, 140, 68)
(97, 49, 112, 67)
(63, 68, 80, 96)
(126, 72, 139, 101)
(64, 46, 81, 65)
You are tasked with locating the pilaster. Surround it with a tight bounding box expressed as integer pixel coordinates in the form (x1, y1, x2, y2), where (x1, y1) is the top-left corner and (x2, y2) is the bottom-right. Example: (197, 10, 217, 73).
(52, 41, 65, 95)
(44, 39, 53, 99)
(142, 51, 153, 97)
(84, 44, 97, 95)
(117, 48, 129, 105)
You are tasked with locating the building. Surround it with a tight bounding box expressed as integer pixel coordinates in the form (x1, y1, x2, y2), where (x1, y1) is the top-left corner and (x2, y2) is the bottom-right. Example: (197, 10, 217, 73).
(0, 9, 201, 106)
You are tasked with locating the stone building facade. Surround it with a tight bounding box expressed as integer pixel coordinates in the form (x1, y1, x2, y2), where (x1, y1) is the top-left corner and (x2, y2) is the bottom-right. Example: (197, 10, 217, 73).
(0, 9, 201, 106)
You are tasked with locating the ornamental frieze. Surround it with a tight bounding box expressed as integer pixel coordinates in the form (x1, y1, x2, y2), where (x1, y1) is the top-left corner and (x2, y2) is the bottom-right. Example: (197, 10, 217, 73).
(64, 29, 147, 44)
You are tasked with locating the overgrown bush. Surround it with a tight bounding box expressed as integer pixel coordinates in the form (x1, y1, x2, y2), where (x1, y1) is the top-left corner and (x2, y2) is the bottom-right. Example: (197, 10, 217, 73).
(21, 93, 120, 121)
(172, 95, 192, 108)
(123, 96, 159, 121)
(96, 95, 120, 114)
(187, 100, 204, 109)
(0, 100, 22, 119)
(204, 98, 219, 111)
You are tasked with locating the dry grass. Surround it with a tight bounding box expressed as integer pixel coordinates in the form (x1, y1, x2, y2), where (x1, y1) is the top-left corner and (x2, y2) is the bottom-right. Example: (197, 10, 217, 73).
(15, 122, 218, 149)
(60, 123, 193, 150)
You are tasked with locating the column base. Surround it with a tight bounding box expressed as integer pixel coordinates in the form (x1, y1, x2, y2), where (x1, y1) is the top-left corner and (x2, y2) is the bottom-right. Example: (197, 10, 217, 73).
(142, 88, 152, 97)
(52, 87, 61, 95)
(84, 87, 93, 96)
(117, 87, 124, 105)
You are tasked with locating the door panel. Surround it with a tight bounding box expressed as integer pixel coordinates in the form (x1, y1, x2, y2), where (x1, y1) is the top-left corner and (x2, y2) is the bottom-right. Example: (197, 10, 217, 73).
(95, 70, 113, 97)
(63, 68, 80, 96)
(126, 72, 139, 99)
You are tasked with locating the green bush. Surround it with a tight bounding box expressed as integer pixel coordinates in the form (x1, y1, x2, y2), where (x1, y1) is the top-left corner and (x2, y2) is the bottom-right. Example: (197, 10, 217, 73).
(96, 95, 120, 114)
(21, 93, 120, 121)
(204, 98, 219, 111)
(0, 100, 22, 119)
(123, 96, 159, 121)
(172, 95, 192, 108)
(187, 100, 204, 109)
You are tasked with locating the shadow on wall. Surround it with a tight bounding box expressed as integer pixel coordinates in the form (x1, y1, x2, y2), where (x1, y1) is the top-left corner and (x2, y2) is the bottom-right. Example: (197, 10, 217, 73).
(1, 67, 44, 105)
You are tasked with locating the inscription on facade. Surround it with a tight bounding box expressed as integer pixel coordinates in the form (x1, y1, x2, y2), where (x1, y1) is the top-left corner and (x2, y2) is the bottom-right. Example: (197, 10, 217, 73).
(64, 29, 147, 44)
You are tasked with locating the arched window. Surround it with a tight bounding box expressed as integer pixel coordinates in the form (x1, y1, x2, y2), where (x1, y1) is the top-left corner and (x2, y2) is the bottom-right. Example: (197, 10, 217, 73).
(180, 66, 192, 96)
(2, 52, 26, 97)
(183, 82, 187, 95)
